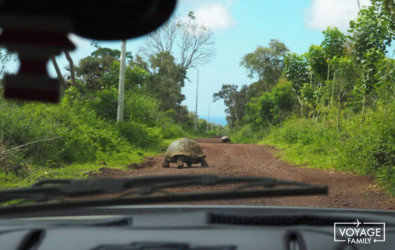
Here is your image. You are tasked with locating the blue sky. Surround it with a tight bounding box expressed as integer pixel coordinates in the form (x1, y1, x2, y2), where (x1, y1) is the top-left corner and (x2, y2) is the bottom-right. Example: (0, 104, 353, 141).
(7, 0, 372, 125)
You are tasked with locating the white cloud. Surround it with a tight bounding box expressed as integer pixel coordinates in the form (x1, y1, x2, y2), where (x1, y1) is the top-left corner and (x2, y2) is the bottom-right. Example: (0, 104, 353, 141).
(193, 3, 236, 31)
(305, 0, 371, 32)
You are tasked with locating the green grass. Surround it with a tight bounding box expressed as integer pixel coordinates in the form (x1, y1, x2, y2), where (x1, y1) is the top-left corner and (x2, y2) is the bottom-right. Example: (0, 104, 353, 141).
(258, 109, 395, 195)
(260, 141, 339, 170)
(0, 148, 160, 190)
(0, 92, 198, 190)
(259, 119, 339, 170)
(0, 138, 186, 190)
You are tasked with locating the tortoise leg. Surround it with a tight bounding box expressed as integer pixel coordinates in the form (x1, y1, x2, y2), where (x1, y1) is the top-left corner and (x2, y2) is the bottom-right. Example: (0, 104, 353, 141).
(201, 159, 209, 167)
(162, 158, 170, 168)
(176, 157, 184, 169)
(187, 162, 192, 168)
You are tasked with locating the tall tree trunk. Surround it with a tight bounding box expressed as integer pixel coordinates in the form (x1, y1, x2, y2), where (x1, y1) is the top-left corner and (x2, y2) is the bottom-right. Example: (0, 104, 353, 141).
(50, 56, 65, 87)
(326, 61, 331, 82)
(361, 94, 366, 127)
(331, 72, 337, 107)
(64, 51, 76, 86)
(296, 95, 304, 118)
(337, 95, 341, 134)
(324, 62, 332, 128)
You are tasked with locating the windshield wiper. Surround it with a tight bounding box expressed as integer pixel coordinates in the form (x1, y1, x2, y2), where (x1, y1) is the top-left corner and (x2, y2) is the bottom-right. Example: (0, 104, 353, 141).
(0, 175, 327, 214)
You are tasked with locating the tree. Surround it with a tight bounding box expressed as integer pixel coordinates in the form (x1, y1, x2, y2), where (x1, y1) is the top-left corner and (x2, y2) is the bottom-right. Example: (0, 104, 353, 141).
(50, 51, 77, 88)
(243, 96, 267, 129)
(301, 27, 346, 94)
(101, 61, 149, 91)
(299, 83, 319, 118)
(244, 82, 294, 128)
(212, 84, 251, 128)
(240, 39, 288, 92)
(76, 56, 111, 90)
(321, 27, 346, 60)
(213, 84, 239, 128)
(330, 57, 360, 132)
(269, 82, 294, 125)
(130, 54, 149, 71)
(349, 3, 393, 63)
(233, 85, 251, 125)
(371, 0, 395, 36)
(348, 1, 394, 125)
(142, 12, 215, 73)
(305, 45, 327, 84)
(145, 52, 186, 112)
(283, 52, 312, 117)
(50, 56, 65, 87)
(64, 51, 76, 86)
(178, 14, 215, 71)
(91, 47, 132, 62)
(283, 52, 310, 93)
(75, 47, 133, 91)
(375, 57, 395, 107)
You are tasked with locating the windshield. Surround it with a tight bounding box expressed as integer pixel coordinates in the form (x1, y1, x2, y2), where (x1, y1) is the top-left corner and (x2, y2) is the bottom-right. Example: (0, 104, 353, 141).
(0, 0, 394, 211)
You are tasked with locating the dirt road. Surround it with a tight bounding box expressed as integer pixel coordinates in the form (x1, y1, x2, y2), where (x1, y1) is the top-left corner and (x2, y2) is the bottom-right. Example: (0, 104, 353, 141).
(91, 138, 394, 210)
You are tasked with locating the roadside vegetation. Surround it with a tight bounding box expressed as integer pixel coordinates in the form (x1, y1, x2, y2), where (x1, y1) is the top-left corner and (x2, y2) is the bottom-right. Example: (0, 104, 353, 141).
(0, 13, 220, 189)
(214, 1, 395, 194)
(0, 81, 219, 189)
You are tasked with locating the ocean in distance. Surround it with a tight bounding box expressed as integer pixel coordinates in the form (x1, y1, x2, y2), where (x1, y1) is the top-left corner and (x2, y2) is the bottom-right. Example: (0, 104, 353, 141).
(199, 115, 227, 126)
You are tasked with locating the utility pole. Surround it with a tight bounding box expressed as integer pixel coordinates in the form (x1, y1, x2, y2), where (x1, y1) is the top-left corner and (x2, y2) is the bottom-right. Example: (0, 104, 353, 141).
(207, 105, 209, 133)
(117, 39, 126, 122)
(194, 70, 199, 131)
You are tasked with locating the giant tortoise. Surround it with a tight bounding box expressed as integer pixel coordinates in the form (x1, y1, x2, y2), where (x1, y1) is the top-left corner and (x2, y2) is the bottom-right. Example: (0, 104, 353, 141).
(220, 135, 231, 143)
(162, 138, 209, 168)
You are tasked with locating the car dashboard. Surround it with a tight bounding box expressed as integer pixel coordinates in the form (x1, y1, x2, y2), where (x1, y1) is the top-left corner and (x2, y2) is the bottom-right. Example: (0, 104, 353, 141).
(0, 206, 394, 250)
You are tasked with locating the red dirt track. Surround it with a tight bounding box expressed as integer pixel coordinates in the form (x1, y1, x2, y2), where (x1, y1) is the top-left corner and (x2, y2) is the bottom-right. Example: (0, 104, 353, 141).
(91, 138, 394, 210)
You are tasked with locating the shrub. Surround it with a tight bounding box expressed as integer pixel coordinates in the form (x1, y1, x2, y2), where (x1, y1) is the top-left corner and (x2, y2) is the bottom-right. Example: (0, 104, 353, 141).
(117, 121, 162, 147)
(161, 122, 185, 139)
(230, 124, 263, 143)
(338, 105, 395, 181)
